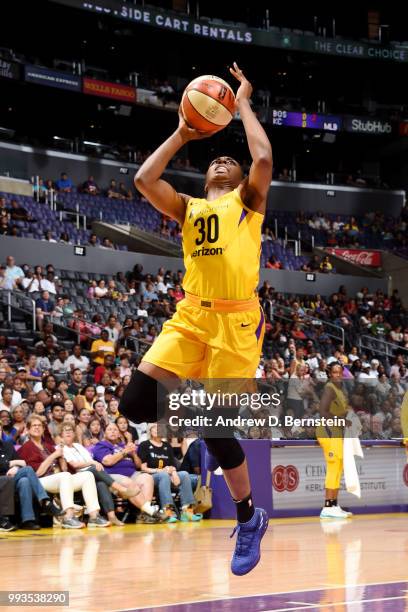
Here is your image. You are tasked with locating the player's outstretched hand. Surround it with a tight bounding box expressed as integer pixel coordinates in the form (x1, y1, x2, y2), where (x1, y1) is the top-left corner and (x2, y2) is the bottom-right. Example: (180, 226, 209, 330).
(229, 62, 253, 108)
(177, 107, 220, 141)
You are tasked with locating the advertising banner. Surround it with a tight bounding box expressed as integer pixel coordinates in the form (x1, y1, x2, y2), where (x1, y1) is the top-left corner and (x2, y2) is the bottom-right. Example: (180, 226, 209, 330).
(50, 0, 408, 63)
(83, 77, 136, 103)
(24, 64, 81, 91)
(0, 59, 20, 80)
(344, 116, 393, 135)
(326, 248, 382, 267)
(271, 446, 408, 510)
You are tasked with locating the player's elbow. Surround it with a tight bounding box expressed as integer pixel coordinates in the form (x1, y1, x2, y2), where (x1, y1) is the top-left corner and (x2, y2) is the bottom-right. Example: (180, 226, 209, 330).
(134, 172, 147, 191)
(255, 150, 273, 167)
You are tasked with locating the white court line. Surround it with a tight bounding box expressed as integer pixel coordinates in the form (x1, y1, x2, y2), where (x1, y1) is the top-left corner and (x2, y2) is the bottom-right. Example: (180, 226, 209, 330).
(262, 594, 408, 612)
(109, 579, 408, 611)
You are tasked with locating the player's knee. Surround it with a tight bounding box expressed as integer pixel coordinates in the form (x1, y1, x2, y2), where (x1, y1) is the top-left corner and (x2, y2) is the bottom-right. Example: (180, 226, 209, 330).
(177, 471, 189, 481)
(204, 438, 245, 470)
(119, 369, 165, 423)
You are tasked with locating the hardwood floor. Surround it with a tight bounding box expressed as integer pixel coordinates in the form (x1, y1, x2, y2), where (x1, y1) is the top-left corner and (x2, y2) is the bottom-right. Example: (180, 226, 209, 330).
(0, 515, 407, 611)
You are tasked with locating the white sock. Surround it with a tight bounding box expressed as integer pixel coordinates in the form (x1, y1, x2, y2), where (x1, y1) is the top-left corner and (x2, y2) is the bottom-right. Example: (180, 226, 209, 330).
(141, 502, 155, 516)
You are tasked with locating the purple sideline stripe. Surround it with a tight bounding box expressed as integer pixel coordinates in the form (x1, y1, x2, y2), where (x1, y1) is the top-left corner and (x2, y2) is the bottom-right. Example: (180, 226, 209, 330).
(238, 208, 248, 226)
(255, 308, 265, 341)
(126, 581, 408, 611)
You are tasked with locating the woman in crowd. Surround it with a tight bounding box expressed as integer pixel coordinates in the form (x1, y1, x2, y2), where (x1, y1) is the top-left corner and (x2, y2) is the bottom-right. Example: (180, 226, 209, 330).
(36, 375, 58, 408)
(75, 408, 91, 446)
(18, 415, 109, 528)
(93, 400, 110, 428)
(0, 410, 16, 442)
(0, 388, 13, 412)
(63, 398, 75, 414)
(60, 423, 139, 526)
(0, 421, 63, 530)
(11, 405, 29, 444)
(115, 416, 137, 444)
(74, 385, 97, 413)
(92, 423, 164, 523)
(137, 424, 201, 523)
(83, 417, 104, 448)
(106, 398, 120, 422)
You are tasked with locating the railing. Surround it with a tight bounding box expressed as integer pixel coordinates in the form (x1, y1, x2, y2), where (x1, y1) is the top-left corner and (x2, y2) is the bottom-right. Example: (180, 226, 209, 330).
(358, 334, 408, 361)
(1, 290, 36, 331)
(0, 289, 153, 359)
(59, 209, 87, 231)
(267, 301, 345, 347)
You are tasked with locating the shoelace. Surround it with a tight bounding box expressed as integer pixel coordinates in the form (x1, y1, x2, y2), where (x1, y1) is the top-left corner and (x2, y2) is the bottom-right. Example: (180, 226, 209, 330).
(230, 524, 254, 557)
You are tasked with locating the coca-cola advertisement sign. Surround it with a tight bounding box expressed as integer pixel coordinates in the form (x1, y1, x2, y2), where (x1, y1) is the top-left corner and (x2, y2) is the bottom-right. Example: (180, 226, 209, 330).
(326, 248, 382, 267)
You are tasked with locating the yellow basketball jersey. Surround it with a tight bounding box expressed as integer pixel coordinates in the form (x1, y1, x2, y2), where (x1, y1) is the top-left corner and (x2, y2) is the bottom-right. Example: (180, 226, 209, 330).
(326, 382, 348, 417)
(182, 189, 263, 300)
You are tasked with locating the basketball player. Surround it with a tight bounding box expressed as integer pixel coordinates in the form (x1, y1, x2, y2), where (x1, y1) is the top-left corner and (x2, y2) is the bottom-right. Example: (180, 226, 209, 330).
(120, 63, 272, 575)
(317, 363, 352, 519)
(401, 388, 408, 459)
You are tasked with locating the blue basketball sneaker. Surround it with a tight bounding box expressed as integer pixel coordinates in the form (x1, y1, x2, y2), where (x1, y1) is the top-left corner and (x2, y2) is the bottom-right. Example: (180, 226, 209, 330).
(204, 448, 220, 472)
(230, 508, 269, 576)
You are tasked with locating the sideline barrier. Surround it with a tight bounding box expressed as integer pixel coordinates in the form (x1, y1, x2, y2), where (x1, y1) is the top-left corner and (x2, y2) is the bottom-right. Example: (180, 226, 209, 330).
(206, 439, 408, 519)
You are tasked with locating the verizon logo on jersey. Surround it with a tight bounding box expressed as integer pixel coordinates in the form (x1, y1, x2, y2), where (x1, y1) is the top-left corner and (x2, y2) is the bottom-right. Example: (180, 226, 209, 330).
(192, 247, 224, 258)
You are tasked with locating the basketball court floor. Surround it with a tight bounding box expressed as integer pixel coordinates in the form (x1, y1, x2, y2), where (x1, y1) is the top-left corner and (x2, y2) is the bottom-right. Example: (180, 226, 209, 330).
(1, 515, 407, 611)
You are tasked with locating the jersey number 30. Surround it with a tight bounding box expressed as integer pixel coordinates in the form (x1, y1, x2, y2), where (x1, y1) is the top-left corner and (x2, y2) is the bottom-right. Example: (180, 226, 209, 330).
(194, 214, 219, 245)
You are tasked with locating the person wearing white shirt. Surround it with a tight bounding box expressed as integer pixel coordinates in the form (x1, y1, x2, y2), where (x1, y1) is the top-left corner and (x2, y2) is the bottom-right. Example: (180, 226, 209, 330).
(41, 278, 57, 295)
(66, 345, 90, 373)
(52, 349, 70, 376)
(4, 256, 24, 287)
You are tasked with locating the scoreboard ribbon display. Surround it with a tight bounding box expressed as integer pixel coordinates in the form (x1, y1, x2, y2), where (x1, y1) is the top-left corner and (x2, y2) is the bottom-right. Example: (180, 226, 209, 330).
(272, 109, 342, 131)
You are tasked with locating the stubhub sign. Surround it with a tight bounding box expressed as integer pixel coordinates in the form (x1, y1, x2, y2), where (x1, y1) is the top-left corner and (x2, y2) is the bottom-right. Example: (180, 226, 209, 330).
(345, 116, 393, 135)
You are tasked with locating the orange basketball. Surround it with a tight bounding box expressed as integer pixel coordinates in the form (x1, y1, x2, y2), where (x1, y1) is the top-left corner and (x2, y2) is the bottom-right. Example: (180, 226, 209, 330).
(181, 75, 236, 132)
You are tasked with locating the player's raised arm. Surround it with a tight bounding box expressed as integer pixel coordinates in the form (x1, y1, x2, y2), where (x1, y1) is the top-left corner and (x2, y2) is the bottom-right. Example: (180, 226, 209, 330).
(134, 111, 214, 224)
(230, 62, 273, 214)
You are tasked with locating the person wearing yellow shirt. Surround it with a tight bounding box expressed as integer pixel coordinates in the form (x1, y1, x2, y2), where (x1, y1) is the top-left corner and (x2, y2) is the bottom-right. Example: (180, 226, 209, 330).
(401, 389, 408, 459)
(317, 363, 352, 519)
(90, 329, 115, 366)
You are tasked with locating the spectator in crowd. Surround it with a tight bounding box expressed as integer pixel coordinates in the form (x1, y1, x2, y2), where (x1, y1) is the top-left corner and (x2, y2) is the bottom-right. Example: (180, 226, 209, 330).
(319, 256, 333, 273)
(47, 403, 66, 440)
(115, 415, 137, 444)
(9, 199, 33, 222)
(4, 256, 24, 289)
(60, 423, 140, 526)
(119, 182, 132, 200)
(106, 180, 122, 199)
(75, 386, 97, 413)
(35, 291, 56, 331)
(66, 345, 90, 374)
(67, 368, 84, 397)
(138, 423, 201, 523)
(55, 172, 74, 193)
(18, 415, 108, 528)
(42, 230, 57, 243)
(82, 417, 104, 448)
(32, 178, 48, 203)
(75, 408, 92, 445)
(87, 234, 99, 247)
(91, 330, 115, 366)
(0, 421, 63, 530)
(102, 237, 115, 249)
(95, 280, 108, 299)
(266, 255, 282, 269)
(92, 423, 164, 523)
(82, 176, 100, 195)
